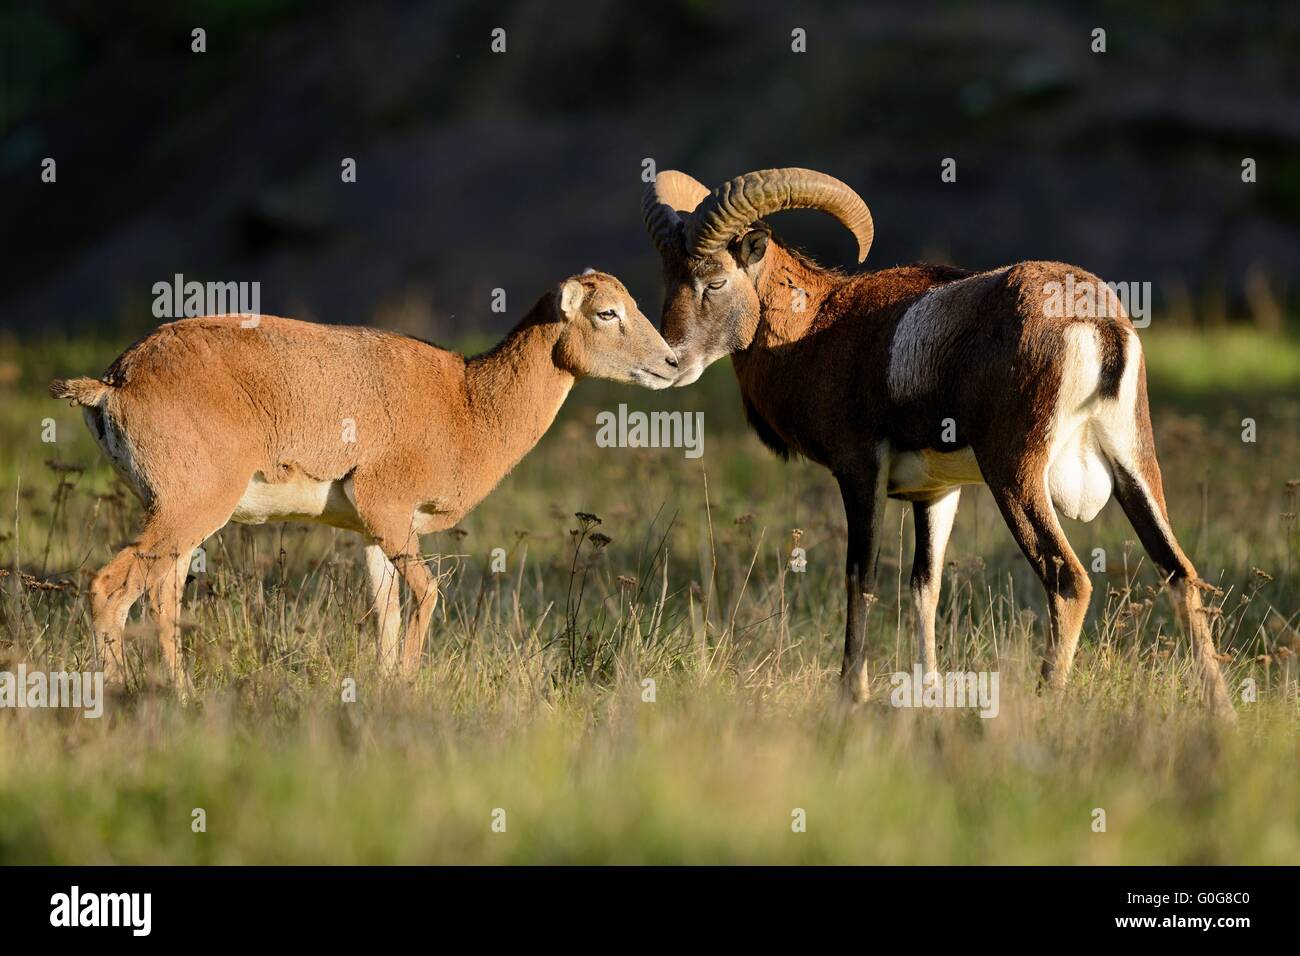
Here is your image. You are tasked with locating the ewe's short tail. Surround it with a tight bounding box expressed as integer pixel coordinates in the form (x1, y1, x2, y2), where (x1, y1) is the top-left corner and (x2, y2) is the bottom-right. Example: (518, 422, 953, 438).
(49, 377, 111, 406)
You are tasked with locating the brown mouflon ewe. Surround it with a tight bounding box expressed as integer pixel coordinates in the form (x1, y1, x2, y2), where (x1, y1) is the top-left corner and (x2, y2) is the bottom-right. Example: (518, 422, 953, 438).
(52, 271, 678, 687)
(642, 166, 1234, 720)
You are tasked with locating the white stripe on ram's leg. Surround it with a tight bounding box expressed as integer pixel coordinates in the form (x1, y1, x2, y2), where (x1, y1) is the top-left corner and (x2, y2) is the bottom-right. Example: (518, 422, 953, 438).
(912, 488, 960, 677)
(1092, 328, 1144, 466)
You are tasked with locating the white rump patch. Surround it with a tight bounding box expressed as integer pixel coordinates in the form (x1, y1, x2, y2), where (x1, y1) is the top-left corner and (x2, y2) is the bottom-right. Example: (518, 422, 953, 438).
(1045, 326, 1142, 522)
(86, 407, 151, 505)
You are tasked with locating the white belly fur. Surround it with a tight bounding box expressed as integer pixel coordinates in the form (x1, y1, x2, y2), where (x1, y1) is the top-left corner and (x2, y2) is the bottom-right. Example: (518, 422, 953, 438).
(888, 447, 984, 498)
(231, 471, 365, 531)
(889, 440, 1112, 521)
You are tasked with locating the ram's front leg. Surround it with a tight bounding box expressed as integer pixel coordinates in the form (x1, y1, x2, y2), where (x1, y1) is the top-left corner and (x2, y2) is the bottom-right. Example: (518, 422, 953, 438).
(836, 451, 888, 703)
(911, 489, 961, 677)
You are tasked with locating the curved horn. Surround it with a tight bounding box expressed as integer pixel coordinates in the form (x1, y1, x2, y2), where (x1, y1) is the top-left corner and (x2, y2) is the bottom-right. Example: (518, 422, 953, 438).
(641, 170, 710, 254)
(685, 167, 874, 263)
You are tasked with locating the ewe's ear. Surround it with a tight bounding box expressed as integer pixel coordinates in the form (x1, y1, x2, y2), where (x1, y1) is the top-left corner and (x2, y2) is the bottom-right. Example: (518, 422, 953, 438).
(559, 279, 585, 320)
(737, 228, 769, 267)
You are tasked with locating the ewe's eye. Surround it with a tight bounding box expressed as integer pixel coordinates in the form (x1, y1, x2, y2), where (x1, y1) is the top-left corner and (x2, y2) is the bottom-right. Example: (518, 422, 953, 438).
(596, 308, 618, 321)
(706, 278, 727, 291)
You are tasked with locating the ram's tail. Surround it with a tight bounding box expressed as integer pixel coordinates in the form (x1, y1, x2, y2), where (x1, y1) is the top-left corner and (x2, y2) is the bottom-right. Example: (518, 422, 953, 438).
(49, 377, 111, 406)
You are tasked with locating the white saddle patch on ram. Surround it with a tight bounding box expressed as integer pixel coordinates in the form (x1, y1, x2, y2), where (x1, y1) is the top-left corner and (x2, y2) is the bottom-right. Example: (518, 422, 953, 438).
(887, 268, 1008, 404)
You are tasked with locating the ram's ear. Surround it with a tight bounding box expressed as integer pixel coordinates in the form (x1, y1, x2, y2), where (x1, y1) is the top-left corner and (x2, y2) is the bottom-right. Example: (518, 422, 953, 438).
(559, 279, 585, 320)
(736, 227, 770, 268)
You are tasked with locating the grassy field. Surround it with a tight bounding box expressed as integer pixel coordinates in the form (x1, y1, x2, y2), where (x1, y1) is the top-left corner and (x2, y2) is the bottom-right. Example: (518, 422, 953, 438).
(0, 323, 1297, 864)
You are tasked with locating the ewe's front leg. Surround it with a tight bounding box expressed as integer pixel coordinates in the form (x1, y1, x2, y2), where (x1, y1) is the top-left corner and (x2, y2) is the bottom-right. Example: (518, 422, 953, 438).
(364, 542, 403, 672)
(836, 455, 888, 704)
(351, 475, 432, 678)
(394, 553, 437, 679)
(147, 552, 196, 693)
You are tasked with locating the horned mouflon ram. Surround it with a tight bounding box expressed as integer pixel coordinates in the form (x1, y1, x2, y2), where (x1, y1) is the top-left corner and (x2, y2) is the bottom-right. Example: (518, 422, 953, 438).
(642, 166, 1233, 720)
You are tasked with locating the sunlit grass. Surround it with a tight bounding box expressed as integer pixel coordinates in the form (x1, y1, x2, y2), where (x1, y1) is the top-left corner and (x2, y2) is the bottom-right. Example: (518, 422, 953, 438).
(1, 322, 1297, 864)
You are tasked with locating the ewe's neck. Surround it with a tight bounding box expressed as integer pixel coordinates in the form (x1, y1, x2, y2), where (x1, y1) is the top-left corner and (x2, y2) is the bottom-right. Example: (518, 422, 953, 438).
(463, 293, 575, 469)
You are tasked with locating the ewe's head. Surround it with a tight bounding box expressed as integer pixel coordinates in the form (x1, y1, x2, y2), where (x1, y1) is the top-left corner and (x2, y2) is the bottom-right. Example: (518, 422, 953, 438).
(642, 167, 874, 386)
(554, 270, 679, 390)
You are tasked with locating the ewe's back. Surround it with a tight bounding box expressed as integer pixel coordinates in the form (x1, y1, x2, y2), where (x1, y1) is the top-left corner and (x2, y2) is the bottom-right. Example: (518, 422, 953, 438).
(100, 315, 466, 480)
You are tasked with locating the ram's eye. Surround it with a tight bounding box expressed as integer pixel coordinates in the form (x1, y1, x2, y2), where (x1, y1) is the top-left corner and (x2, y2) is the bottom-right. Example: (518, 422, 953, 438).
(596, 308, 618, 321)
(706, 278, 727, 291)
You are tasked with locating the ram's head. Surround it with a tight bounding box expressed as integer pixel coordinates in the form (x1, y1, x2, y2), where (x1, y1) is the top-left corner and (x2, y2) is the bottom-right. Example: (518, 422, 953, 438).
(641, 167, 874, 385)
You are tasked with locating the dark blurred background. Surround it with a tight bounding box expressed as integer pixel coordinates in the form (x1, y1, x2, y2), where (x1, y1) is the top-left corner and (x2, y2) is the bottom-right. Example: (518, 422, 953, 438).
(2, 0, 1298, 340)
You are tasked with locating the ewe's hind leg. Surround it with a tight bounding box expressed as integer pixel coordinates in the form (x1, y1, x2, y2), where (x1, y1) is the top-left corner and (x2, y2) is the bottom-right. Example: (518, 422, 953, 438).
(364, 542, 403, 670)
(986, 472, 1092, 689)
(911, 489, 960, 677)
(1109, 456, 1235, 720)
(143, 495, 244, 688)
(90, 540, 158, 685)
(96, 493, 240, 689)
(92, 524, 192, 687)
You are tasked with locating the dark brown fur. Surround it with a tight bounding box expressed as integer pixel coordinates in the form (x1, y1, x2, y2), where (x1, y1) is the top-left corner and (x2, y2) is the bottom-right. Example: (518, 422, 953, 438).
(652, 212, 1234, 718)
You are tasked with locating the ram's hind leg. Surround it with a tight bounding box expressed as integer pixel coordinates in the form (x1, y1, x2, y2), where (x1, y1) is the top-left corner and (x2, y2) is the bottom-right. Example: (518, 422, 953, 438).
(1108, 452, 1235, 720)
(985, 466, 1092, 690)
